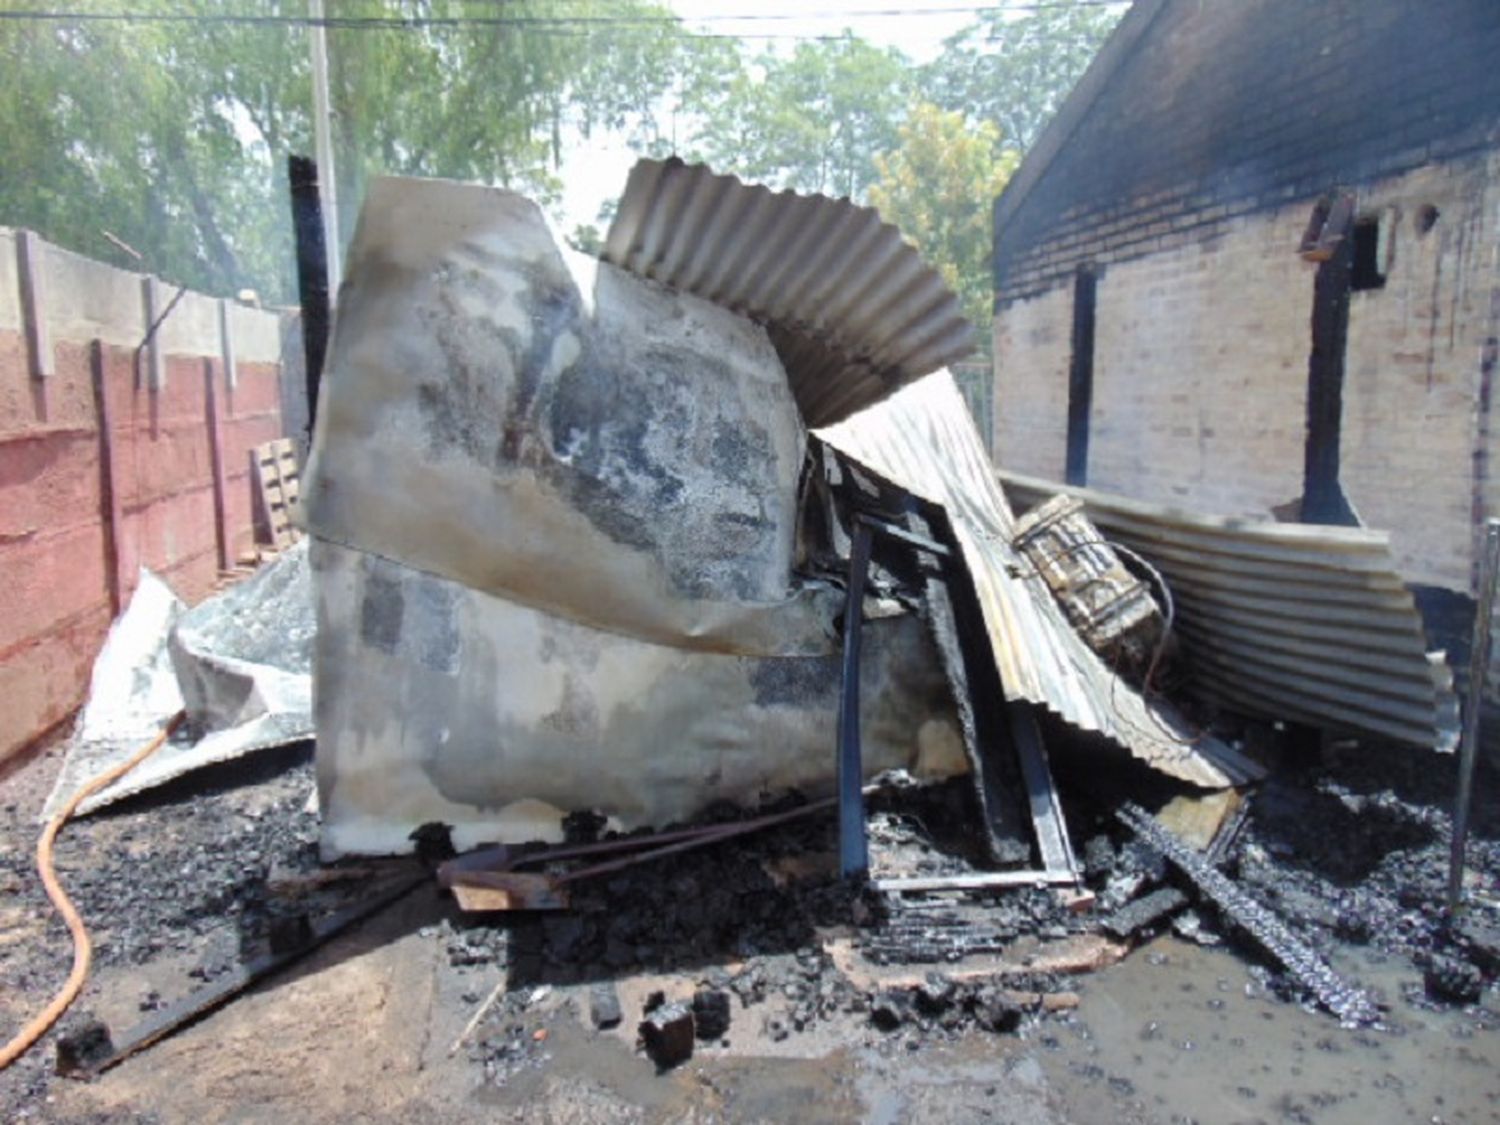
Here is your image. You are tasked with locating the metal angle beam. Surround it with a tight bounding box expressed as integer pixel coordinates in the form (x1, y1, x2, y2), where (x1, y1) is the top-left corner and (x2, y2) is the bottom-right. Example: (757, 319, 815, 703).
(836, 521, 874, 878)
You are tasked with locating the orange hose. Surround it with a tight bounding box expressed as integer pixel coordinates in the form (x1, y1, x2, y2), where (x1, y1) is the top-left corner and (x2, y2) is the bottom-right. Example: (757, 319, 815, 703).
(0, 711, 184, 1071)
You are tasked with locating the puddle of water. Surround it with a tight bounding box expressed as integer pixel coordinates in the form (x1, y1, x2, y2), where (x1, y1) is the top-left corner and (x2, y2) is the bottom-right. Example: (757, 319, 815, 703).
(464, 937, 1500, 1124)
(1030, 935, 1500, 1124)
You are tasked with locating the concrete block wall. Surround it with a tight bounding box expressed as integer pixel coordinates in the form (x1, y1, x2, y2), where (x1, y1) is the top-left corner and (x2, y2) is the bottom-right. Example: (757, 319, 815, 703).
(0, 228, 290, 760)
(992, 150, 1500, 593)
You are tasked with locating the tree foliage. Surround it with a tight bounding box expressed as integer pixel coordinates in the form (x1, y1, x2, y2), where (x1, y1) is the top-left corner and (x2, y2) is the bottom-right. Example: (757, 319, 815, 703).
(0, 2, 1117, 306)
(869, 103, 1018, 336)
(924, 0, 1124, 152)
(0, 1, 312, 298)
(682, 34, 913, 201)
(0, 0, 686, 301)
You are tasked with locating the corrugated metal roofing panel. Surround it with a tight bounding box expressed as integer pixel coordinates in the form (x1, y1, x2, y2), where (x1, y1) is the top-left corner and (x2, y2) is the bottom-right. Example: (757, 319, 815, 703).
(819, 373, 1263, 789)
(999, 471, 1460, 752)
(604, 158, 976, 427)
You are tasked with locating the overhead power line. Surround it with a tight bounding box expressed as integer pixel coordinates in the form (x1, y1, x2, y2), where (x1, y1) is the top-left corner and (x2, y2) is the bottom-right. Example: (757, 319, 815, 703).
(0, 2, 1125, 32)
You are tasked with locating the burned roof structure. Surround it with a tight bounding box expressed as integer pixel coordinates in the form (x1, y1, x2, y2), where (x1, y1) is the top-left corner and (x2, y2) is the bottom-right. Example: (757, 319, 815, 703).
(302, 175, 967, 857)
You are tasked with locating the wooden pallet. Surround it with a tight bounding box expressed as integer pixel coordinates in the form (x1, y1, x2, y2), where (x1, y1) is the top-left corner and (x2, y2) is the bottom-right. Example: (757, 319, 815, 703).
(252, 438, 302, 550)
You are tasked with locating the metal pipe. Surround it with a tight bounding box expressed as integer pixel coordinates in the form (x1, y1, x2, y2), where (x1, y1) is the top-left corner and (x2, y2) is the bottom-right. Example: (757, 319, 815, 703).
(308, 0, 341, 292)
(1449, 518, 1500, 911)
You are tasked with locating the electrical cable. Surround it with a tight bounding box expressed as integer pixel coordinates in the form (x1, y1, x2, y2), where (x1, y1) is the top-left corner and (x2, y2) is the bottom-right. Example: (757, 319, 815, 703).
(0, 1, 1126, 31)
(0, 711, 185, 1072)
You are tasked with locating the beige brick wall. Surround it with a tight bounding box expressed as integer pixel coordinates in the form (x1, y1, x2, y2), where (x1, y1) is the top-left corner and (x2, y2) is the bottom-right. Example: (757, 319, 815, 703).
(992, 285, 1071, 483)
(1087, 209, 1311, 515)
(1343, 154, 1500, 591)
(991, 150, 1500, 594)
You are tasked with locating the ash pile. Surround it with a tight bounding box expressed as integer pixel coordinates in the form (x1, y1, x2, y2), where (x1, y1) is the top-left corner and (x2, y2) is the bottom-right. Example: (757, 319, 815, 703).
(16, 159, 1499, 1090)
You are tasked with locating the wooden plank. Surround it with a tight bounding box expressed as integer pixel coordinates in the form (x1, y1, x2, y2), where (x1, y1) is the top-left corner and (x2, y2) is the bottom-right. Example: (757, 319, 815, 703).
(873, 870, 1078, 893)
(204, 359, 231, 570)
(91, 341, 126, 615)
(252, 437, 302, 550)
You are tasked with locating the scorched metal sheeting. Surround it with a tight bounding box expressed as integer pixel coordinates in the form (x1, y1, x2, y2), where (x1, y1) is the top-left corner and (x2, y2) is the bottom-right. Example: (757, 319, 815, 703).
(820, 373, 1262, 789)
(603, 158, 976, 428)
(1000, 471, 1459, 752)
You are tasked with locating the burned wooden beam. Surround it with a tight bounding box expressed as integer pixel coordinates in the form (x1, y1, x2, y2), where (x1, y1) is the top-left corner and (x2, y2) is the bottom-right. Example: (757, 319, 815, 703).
(1117, 802, 1381, 1027)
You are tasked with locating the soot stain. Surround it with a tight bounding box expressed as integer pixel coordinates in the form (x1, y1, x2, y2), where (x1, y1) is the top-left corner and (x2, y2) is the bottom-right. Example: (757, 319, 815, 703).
(360, 566, 405, 654)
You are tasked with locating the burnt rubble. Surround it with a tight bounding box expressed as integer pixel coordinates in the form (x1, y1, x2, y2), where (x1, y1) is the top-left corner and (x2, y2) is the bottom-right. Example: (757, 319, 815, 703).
(4, 168, 1496, 1117)
(428, 735, 1500, 1075)
(5, 710, 1500, 1113)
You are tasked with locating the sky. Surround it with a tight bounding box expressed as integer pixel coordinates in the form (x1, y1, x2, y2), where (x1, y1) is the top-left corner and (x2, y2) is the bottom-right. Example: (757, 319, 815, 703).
(557, 0, 988, 232)
(671, 0, 980, 60)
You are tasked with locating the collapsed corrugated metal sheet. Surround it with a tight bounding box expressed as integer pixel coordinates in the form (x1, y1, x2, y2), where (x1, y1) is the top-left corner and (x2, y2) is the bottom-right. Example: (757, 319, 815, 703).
(819, 374, 1263, 789)
(999, 471, 1460, 751)
(311, 540, 961, 857)
(603, 158, 976, 428)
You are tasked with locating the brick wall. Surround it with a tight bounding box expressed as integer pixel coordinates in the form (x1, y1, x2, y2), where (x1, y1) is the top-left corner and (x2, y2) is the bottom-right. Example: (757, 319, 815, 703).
(992, 285, 1071, 481)
(1085, 206, 1313, 517)
(0, 228, 291, 761)
(990, 0, 1500, 596)
(1342, 153, 1500, 591)
(994, 150, 1500, 594)
(994, 0, 1500, 302)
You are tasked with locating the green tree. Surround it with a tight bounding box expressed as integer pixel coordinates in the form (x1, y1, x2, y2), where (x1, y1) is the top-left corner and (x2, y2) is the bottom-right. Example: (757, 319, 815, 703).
(0, 0, 691, 301)
(868, 103, 1018, 335)
(326, 0, 689, 243)
(0, 0, 312, 298)
(924, 1, 1124, 153)
(685, 34, 913, 201)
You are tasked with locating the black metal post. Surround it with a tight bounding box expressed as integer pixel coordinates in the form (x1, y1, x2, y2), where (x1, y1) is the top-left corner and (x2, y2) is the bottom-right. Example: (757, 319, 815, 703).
(288, 154, 331, 436)
(837, 521, 874, 878)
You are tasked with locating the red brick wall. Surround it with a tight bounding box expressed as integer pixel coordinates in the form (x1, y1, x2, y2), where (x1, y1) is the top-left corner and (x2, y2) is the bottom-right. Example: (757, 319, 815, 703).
(0, 233, 289, 761)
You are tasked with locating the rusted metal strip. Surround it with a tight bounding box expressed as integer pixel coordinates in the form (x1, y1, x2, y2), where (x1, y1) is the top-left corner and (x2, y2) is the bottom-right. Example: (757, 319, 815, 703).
(445, 798, 841, 912)
(71, 874, 425, 1078)
(90, 341, 127, 616)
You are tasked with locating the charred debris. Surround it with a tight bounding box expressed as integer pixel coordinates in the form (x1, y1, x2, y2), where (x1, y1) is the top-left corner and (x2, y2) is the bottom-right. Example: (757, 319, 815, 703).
(18, 159, 1500, 1085)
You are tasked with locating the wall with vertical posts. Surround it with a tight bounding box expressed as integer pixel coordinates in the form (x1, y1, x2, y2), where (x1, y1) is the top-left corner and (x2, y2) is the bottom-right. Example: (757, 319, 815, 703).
(989, 0, 1500, 597)
(0, 227, 292, 762)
